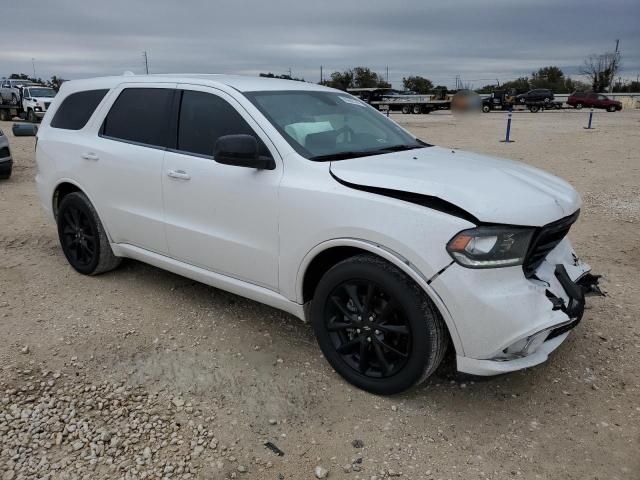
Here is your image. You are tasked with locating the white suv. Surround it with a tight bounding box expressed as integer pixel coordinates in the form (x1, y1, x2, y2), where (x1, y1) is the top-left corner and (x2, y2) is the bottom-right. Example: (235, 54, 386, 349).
(35, 74, 601, 394)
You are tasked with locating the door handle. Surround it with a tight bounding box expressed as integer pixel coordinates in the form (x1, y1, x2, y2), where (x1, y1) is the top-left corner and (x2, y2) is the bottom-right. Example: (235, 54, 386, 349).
(167, 169, 191, 180)
(81, 152, 99, 161)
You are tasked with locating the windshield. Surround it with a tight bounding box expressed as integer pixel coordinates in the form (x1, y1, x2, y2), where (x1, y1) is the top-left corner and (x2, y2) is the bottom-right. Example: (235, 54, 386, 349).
(244, 90, 428, 161)
(28, 88, 56, 98)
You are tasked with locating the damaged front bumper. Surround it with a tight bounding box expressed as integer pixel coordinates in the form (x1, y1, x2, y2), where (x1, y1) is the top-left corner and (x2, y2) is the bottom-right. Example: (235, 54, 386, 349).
(430, 238, 603, 376)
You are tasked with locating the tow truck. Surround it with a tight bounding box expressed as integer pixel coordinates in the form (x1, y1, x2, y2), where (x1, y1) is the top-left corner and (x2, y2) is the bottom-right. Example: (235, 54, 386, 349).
(482, 89, 563, 113)
(0, 83, 56, 122)
(348, 87, 451, 114)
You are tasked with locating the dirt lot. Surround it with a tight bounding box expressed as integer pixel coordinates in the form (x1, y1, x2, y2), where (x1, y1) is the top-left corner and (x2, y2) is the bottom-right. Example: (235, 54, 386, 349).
(1, 109, 638, 480)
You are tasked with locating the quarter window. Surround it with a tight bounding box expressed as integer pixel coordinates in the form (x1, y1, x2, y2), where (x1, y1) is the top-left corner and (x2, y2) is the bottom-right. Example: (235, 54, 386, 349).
(50, 89, 109, 130)
(102, 88, 174, 148)
(177, 90, 266, 157)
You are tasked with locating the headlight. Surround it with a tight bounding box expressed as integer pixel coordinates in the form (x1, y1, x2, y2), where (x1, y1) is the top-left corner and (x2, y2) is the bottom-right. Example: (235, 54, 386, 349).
(446, 226, 534, 269)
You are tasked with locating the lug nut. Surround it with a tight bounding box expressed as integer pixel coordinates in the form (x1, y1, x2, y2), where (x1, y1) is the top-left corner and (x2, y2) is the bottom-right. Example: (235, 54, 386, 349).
(356, 329, 360, 333)
(374, 330, 380, 335)
(369, 316, 373, 321)
(367, 337, 371, 342)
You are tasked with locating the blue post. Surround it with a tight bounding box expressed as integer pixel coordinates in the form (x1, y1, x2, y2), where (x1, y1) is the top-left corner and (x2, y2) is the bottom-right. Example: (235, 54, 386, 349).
(584, 108, 594, 129)
(500, 109, 514, 143)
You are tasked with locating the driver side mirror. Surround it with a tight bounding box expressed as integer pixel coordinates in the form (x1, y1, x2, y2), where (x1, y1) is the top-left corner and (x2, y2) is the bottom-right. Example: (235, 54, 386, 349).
(214, 134, 275, 170)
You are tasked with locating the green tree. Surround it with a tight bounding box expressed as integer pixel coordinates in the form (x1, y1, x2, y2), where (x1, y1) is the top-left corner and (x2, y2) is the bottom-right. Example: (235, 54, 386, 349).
(501, 77, 530, 93)
(320, 67, 388, 90)
(402, 76, 433, 94)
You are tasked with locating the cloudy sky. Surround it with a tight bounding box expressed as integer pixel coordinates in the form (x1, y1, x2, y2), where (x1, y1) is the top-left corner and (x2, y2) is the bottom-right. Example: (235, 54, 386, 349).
(1, 0, 638, 89)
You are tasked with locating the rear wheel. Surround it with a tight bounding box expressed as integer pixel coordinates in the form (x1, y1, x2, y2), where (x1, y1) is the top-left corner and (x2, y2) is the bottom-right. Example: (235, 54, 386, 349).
(607, 105, 616, 112)
(529, 105, 540, 113)
(575, 103, 583, 109)
(412, 104, 422, 114)
(482, 104, 491, 113)
(10, 94, 19, 106)
(401, 105, 411, 115)
(57, 192, 121, 275)
(311, 254, 447, 395)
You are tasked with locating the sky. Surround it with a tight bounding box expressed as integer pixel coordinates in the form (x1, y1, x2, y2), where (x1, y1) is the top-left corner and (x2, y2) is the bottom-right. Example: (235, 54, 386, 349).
(1, 0, 638, 89)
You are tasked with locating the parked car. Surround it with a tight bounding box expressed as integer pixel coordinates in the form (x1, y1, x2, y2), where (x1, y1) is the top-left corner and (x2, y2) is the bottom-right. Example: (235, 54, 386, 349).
(35, 75, 601, 394)
(21, 86, 57, 122)
(567, 92, 622, 112)
(0, 78, 37, 105)
(0, 128, 12, 179)
(515, 88, 554, 104)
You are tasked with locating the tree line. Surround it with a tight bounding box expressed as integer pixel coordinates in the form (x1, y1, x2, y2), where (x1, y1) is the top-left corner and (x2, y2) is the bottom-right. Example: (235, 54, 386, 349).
(4, 73, 66, 91)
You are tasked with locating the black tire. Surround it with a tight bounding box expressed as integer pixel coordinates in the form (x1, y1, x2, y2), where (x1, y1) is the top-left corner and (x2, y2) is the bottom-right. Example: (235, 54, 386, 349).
(482, 104, 491, 113)
(607, 105, 616, 112)
(311, 254, 447, 395)
(401, 105, 411, 115)
(529, 105, 540, 113)
(412, 104, 422, 114)
(0, 109, 9, 121)
(27, 109, 36, 123)
(56, 192, 121, 275)
(575, 103, 583, 110)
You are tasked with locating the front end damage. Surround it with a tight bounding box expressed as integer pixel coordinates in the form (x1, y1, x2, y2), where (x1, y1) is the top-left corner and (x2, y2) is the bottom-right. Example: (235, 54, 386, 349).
(430, 225, 604, 376)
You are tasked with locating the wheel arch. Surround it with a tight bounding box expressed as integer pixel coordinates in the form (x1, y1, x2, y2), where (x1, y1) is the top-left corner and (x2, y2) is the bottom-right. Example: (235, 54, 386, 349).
(296, 238, 464, 355)
(51, 179, 114, 243)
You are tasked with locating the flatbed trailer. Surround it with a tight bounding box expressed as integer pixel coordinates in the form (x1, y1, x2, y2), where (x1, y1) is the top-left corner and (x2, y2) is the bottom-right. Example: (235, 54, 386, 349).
(348, 88, 451, 114)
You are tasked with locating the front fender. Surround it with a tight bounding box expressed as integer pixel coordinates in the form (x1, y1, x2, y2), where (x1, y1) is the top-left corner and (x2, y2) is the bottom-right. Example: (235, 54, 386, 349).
(295, 238, 464, 356)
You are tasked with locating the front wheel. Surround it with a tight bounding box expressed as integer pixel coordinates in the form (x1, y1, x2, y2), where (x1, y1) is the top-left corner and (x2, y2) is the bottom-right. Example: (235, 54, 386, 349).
(529, 105, 540, 113)
(311, 254, 447, 395)
(482, 104, 491, 113)
(27, 109, 36, 123)
(575, 103, 583, 109)
(57, 192, 121, 275)
(607, 105, 616, 112)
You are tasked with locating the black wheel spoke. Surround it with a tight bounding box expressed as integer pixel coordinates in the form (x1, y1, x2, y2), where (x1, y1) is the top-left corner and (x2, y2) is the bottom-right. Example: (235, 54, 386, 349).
(331, 296, 353, 319)
(377, 299, 397, 322)
(375, 324, 409, 336)
(63, 212, 77, 229)
(363, 283, 375, 313)
(336, 337, 361, 354)
(358, 340, 369, 373)
(327, 317, 353, 332)
(375, 337, 409, 358)
(344, 284, 364, 312)
(373, 341, 392, 376)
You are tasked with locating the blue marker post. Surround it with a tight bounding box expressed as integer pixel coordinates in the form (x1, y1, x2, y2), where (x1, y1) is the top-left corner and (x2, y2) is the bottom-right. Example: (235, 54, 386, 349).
(500, 109, 514, 143)
(584, 108, 594, 130)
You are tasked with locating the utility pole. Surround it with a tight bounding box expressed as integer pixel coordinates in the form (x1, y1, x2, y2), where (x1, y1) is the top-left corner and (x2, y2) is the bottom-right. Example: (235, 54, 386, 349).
(386, 66, 389, 83)
(288, 67, 292, 78)
(608, 39, 619, 93)
(32, 58, 36, 79)
(320, 65, 323, 84)
(143, 51, 149, 75)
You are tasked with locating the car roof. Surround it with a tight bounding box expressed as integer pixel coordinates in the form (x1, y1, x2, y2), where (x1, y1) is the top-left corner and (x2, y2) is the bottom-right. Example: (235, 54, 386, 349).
(57, 73, 338, 95)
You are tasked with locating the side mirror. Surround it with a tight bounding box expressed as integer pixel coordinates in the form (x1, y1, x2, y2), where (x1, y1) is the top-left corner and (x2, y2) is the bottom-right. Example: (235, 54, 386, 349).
(214, 134, 275, 170)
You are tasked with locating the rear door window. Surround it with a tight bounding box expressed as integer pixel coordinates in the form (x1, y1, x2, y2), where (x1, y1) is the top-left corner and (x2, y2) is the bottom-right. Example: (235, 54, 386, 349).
(50, 89, 109, 130)
(176, 90, 267, 157)
(101, 88, 174, 148)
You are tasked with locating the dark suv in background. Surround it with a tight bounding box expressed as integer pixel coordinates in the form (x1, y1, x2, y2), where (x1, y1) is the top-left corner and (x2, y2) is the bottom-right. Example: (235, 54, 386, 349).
(567, 92, 622, 112)
(515, 89, 554, 104)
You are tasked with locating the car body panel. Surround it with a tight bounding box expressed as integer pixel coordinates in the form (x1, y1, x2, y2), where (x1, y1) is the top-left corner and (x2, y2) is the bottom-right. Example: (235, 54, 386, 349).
(329, 146, 581, 226)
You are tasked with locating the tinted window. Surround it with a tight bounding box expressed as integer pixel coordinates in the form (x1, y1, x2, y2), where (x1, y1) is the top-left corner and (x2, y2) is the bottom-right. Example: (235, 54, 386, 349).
(177, 90, 266, 157)
(102, 88, 173, 147)
(50, 89, 109, 130)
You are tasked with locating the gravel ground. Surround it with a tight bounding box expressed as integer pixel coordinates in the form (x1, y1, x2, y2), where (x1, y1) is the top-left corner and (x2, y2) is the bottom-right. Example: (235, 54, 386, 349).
(1, 108, 638, 480)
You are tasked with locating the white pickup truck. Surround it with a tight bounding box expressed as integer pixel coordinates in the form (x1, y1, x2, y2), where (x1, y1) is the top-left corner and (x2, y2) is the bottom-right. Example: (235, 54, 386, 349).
(19, 85, 57, 122)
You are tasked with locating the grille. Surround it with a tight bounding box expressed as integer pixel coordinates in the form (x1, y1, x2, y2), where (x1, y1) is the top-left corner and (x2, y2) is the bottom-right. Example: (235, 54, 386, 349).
(522, 210, 579, 278)
(0, 146, 10, 159)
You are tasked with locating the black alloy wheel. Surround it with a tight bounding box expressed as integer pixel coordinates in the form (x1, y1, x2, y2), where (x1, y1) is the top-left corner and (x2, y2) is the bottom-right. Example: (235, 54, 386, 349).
(311, 254, 447, 395)
(59, 202, 99, 271)
(325, 280, 411, 378)
(56, 192, 121, 275)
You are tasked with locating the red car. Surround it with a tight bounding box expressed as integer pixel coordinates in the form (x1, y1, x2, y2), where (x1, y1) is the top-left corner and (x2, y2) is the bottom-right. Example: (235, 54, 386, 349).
(567, 92, 622, 112)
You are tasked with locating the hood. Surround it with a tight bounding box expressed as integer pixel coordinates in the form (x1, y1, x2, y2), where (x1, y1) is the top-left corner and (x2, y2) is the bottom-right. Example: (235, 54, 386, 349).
(329, 146, 581, 226)
(30, 96, 55, 103)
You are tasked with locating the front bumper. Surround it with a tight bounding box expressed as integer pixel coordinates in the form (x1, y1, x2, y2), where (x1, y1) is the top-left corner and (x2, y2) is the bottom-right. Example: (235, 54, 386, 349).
(431, 238, 602, 375)
(0, 156, 12, 176)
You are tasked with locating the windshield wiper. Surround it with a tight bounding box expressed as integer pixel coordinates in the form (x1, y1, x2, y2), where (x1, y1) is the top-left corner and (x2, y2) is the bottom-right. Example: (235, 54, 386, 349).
(309, 151, 375, 161)
(372, 144, 425, 153)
